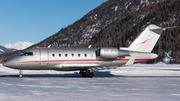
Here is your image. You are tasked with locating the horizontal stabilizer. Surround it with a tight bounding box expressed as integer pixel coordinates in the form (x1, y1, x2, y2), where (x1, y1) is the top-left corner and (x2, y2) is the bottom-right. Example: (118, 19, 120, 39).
(149, 26, 178, 34)
(149, 26, 178, 31)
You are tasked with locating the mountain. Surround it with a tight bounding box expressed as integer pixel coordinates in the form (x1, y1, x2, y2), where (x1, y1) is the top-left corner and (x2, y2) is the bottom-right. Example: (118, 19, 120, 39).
(35, 0, 163, 48)
(88, 0, 180, 63)
(1, 0, 179, 64)
(34, 0, 180, 64)
(0, 41, 33, 63)
(4, 41, 34, 50)
(0, 45, 17, 54)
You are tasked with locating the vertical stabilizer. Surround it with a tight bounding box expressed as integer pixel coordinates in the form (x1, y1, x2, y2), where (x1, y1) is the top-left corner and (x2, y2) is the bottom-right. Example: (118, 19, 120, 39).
(128, 24, 164, 52)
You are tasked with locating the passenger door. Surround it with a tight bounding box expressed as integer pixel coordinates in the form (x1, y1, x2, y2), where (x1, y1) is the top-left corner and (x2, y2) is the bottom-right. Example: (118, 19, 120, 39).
(40, 48, 49, 65)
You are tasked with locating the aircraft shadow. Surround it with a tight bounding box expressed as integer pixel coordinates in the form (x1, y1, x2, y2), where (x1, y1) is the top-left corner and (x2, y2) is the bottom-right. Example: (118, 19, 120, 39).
(0, 71, 120, 78)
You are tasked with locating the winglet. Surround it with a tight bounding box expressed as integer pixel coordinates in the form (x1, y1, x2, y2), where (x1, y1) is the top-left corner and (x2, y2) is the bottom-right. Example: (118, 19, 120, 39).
(125, 53, 137, 66)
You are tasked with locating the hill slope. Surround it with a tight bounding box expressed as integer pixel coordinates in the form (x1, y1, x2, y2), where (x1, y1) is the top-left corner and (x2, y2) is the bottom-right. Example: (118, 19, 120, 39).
(89, 0, 180, 63)
(0, 45, 17, 54)
(35, 0, 163, 47)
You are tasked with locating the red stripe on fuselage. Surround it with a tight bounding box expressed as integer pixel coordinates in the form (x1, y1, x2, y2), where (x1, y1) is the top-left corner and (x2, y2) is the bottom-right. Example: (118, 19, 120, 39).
(14, 59, 152, 64)
(15, 61, 39, 63)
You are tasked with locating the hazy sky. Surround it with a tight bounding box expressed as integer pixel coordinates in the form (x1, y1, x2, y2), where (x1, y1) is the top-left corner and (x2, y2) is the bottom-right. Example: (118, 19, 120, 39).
(0, 0, 107, 45)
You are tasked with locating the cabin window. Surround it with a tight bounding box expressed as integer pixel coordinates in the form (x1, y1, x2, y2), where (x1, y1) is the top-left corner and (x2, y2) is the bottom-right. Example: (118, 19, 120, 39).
(18, 52, 33, 56)
(52, 54, 55, 57)
(84, 54, 87, 57)
(72, 54, 74, 57)
(59, 54, 61, 57)
(65, 54, 68, 57)
(78, 54, 80, 57)
(18, 53, 24, 56)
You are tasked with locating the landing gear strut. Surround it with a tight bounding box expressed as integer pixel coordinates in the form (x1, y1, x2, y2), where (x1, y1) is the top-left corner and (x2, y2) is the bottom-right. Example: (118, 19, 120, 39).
(79, 70, 94, 78)
(19, 70, 23, 78)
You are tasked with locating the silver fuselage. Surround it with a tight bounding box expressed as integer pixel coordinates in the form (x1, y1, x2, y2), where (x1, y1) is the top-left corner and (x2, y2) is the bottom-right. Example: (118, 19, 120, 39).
(3, 47, 157, 71)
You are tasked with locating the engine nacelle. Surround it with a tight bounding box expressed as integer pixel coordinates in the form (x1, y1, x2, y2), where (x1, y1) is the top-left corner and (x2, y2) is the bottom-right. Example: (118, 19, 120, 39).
(99, 47, 118, 59)
(98, 47, 130, 59)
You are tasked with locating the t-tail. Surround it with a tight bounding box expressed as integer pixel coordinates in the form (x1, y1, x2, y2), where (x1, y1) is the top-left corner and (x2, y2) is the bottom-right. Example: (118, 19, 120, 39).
(121, 24, 177, 53)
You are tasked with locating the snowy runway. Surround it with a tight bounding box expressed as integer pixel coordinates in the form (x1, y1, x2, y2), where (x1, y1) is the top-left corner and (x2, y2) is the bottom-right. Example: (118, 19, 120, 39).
(1, 63, 180, 101)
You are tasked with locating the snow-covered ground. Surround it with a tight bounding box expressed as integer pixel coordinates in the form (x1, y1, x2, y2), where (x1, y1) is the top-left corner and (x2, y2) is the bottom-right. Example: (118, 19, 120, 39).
(1, 63, 180, 77)
(1, 63, 180, 101)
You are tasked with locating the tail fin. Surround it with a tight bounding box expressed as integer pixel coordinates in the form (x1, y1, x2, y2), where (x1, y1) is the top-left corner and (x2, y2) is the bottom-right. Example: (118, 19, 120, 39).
(121, 24, 177, 52)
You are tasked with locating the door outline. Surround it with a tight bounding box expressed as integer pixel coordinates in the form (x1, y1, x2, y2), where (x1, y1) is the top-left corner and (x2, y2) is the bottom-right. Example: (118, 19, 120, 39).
(40, 48, 49, 65)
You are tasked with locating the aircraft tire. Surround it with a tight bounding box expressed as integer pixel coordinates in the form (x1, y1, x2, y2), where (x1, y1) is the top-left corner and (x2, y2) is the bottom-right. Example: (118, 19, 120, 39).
(82, 72, 88, 77)
(19, 74, 23, 78)
(88, 73, 94, 78)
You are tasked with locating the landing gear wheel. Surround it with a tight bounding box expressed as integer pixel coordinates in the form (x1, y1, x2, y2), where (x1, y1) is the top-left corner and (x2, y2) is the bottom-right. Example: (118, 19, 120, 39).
(88, 73, 94, 78)
(82, 72, 88, 77)
(19, 74, 23, 78)
(79, 70, 94, 78)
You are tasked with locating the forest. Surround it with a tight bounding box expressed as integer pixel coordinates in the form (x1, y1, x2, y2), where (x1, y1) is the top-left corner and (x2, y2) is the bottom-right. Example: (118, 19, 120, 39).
(88, 0, 180, 63)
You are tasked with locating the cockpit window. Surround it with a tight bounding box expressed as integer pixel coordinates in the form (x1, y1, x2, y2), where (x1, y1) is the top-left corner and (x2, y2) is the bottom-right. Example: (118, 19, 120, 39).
(18, 52, 33, 56)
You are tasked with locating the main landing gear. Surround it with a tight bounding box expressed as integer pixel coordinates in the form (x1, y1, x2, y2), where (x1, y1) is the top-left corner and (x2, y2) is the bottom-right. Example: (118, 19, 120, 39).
(79, 70, 94, 78)
(19, 70, 23, 78)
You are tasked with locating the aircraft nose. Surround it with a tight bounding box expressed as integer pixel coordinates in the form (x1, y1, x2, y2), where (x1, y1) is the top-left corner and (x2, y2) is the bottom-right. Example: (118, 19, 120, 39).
(3, 60, 12, 67)
(3, 61, 9, 67)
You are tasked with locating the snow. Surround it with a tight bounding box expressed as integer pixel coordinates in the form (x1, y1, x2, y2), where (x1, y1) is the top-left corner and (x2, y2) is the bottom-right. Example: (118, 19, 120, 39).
(1, 63, 180, 77)
(163, 51, 172, 64)
(112, 6, 119, 11)
(4, 41, 34, 50)
(0, 49, 4, 53)
(1, 63, 180, 101)
(141, 0, 149, 5)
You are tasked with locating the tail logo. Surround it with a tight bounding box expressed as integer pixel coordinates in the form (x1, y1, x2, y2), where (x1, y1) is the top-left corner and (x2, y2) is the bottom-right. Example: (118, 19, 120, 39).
(140, 39, 150, 44)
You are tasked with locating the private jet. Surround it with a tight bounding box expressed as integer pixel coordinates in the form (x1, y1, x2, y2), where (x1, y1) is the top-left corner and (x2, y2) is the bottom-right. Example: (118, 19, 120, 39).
(3, 24, 176, 77)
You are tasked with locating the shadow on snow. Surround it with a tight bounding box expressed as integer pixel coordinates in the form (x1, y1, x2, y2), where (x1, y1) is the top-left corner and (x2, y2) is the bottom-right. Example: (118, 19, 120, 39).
(0, 71, 119, 78)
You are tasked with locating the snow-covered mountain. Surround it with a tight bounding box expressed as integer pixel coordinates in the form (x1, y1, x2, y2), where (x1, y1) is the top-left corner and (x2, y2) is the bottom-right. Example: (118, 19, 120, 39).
(0, 41, 34, 54)
(0, 45, 17, 54)
(4, 41, 34, 50)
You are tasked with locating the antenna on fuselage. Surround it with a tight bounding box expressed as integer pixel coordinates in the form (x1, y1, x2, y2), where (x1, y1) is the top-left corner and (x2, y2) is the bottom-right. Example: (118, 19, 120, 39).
(48, 45, 51, 48)
(88, 45, 92, 48)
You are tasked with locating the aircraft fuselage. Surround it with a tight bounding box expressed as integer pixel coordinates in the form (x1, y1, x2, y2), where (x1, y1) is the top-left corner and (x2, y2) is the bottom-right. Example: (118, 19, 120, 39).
(3, 47, 157, 71)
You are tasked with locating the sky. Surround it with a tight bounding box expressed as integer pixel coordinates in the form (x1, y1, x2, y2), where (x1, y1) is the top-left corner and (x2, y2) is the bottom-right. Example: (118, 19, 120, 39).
(0, 0, 107, 45)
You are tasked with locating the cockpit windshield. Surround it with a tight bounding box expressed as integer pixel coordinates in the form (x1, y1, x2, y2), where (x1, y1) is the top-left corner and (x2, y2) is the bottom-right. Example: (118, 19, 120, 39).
(18, 52, 33, 56)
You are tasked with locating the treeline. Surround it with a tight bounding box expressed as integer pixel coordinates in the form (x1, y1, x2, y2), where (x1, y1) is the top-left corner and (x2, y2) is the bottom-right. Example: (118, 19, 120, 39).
(88, 0, 180, 63)
(0, 50, 21, 63)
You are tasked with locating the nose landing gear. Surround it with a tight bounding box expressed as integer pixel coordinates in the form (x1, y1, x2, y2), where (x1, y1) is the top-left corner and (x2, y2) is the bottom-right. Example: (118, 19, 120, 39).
(19, 70, 23, 78)
(79, 70, 94, 78)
